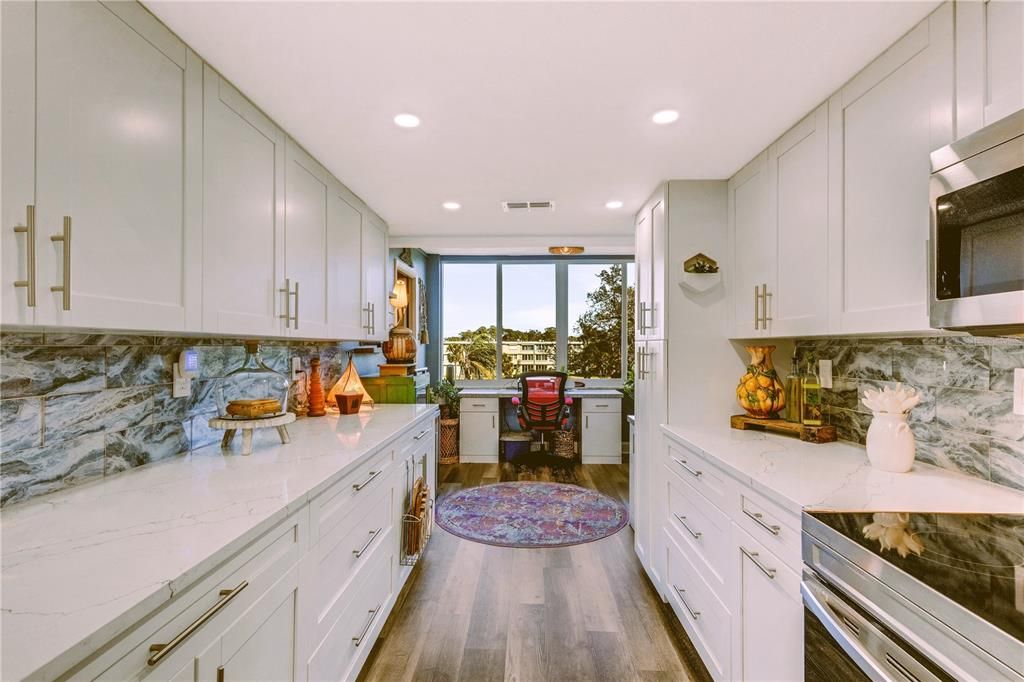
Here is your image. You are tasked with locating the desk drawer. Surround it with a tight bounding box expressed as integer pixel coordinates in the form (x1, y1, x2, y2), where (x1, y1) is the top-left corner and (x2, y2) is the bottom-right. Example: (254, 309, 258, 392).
(664, 441, 731, 512)
(581, 398, 621, 413)
(665, 469, 731, 591)
(461, 397, 498, 413)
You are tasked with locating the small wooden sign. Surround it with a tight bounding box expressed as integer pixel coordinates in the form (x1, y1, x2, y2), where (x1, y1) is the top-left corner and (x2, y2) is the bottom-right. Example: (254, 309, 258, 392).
(730, 414, 836, 444)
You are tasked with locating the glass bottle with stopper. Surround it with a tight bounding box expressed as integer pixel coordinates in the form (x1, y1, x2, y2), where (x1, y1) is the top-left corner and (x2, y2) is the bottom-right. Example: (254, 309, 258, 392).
(214, 341, 290, 419)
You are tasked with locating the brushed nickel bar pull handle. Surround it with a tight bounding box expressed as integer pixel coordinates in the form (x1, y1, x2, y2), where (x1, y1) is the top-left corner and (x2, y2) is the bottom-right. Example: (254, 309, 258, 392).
(217, 666, 225, 682)
(671, 456, 702, 478)
(675, 514, 702, 540)
(594, 403, 609, 407)
(13, 205, 36, 307)
(370, 302, 375, 335)
(743, 508, 781, 536)
(763, 284, 772, 325)
(352, 469, 381, 491)
(49, 216, 71, 310)
(740, 546, 777, 579)
(672, 585, 700, 620)
(148, 581, 248, 666)
(753, 285, 760, 330)
(413, 429, 429, 440)
(279, 278, 292, 325)
(292, 280, 299, 330)
(353, 527, 382, 558)
(585, 415, 589, 429)
(492, 414, 496, 429)
(352, 604, 382, 646)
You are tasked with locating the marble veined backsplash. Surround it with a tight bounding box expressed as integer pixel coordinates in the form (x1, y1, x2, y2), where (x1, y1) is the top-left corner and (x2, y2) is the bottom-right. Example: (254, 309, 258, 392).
(0, 331, 384, 506)
(794, 335, 1024, 491)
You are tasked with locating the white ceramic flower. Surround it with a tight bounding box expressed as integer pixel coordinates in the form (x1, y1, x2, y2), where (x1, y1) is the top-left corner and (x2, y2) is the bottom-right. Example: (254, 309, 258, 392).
(862, 512, 924, 558)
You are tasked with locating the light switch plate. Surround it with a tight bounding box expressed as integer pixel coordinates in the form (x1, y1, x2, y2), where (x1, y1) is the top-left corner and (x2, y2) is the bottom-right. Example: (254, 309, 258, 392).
(171, 363, 192, 398)
(292, 356, 303, 381)
(1014, 368, 1024, 416)
(819, 359, 833, 389)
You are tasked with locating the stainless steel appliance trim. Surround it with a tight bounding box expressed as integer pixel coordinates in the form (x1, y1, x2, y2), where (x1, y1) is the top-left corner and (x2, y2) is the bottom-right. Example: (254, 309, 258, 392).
(930, 108, 1024, 172)
(802, 514, 1022, 679)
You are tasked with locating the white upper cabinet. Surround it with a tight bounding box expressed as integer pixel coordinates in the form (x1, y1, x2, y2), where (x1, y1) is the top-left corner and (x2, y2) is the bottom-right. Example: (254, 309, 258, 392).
(635, 210, 651, 340)
(635, 187, 666, 341)
(202, 66, 286, 337)
(32, 1, 202, 331)
(956, 0, 1024, 137)
(826, 4, 954, 334)
(361, 215, 389, 341)
(327, 181, 367, 340)
(768, 103, 829, 337)
(728, 152, 773, 338)
(284, 140, 331, 338)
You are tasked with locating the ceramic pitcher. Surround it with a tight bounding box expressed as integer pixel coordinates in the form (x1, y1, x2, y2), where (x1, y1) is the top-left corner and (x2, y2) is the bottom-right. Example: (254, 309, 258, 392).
(865, 412, 916, 473)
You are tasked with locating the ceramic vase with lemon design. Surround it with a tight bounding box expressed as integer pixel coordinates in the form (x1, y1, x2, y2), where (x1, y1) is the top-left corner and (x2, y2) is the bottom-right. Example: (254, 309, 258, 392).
(736, 345, 786, 418)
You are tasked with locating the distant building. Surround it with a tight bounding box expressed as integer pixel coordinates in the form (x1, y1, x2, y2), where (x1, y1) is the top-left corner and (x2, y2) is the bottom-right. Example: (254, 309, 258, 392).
(442, 338, 582, 380)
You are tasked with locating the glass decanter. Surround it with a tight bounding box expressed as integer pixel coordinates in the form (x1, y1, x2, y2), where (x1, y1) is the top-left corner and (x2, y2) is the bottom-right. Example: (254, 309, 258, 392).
(213, 341, 290, 419)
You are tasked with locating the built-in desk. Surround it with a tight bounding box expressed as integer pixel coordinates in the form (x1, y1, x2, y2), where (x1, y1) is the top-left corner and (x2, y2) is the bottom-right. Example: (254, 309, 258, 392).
(457, 387, 623, 464)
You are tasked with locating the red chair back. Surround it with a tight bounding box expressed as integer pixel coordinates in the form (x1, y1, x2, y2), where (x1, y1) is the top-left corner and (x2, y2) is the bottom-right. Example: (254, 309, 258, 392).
(517, 372, 568, 431)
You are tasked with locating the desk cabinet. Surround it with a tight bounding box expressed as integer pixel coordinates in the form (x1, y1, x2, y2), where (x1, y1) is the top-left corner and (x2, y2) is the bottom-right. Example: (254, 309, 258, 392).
(460, 398, 499, 462)
(581, 398, 622, 463)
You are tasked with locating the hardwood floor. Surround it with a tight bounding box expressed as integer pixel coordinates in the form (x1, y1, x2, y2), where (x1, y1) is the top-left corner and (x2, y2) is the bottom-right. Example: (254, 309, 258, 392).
(358, 461, 711, 682)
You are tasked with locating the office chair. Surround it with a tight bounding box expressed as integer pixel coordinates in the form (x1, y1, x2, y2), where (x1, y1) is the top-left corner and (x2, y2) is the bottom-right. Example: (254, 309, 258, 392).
(511, 371, 573, 453)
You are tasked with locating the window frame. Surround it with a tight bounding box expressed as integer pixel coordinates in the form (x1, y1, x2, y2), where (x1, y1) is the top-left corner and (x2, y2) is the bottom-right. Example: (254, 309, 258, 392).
(440, 255, 634, 387)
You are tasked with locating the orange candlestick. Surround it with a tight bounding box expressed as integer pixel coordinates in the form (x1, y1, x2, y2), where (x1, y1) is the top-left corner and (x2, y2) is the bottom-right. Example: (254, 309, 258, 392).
(307, 357, 326, 417)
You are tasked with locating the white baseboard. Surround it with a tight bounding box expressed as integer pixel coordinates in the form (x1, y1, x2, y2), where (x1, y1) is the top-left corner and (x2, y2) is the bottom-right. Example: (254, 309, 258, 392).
(582, 454, 623, 464)
(457, 455, 499, 464)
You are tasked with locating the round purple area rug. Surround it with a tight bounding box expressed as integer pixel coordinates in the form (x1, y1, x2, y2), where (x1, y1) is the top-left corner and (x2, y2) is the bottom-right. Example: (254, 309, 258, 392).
(435, 482, 628, 548)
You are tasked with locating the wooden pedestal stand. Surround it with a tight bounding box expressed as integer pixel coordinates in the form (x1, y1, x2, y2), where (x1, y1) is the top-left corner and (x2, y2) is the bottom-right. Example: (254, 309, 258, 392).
(209, 412, 297, 456)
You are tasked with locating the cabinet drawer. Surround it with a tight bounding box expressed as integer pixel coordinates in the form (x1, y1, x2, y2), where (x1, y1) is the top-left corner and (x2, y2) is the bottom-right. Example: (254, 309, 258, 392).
(461, 397, 498, 413)
(313, 484, 393, 640)
(665, 442, 731, 513)
(735, 491, 801, 572)
(307, 537, 394, 682)
(84, 512, 304, 680)
(665, 469, 731, 591)
(665, 530, 731, 682)
(309, 446, 394, 546)
(581, 398, 621, 413)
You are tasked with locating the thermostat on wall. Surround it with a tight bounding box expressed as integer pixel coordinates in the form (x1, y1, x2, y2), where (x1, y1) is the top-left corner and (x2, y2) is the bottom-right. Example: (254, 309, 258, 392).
(173, 349, 200, 398)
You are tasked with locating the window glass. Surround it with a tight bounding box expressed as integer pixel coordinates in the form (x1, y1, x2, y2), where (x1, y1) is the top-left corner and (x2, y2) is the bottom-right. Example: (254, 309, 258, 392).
(568, 264, 627, 379)
(501, 264, 556, 378)
(442, 263, 497, 380)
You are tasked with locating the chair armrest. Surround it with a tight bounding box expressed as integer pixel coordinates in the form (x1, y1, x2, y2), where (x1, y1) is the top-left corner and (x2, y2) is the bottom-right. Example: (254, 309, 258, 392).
(564, 397, 573, 405)
(511, 397, 521, 406)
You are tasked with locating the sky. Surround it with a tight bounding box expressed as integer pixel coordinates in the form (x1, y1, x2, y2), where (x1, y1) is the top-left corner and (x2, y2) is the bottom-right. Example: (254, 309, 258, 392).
(442, 262, 634, 335)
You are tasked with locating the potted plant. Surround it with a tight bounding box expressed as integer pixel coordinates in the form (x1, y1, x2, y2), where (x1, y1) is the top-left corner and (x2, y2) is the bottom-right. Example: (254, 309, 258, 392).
(427, 379, 461, 464)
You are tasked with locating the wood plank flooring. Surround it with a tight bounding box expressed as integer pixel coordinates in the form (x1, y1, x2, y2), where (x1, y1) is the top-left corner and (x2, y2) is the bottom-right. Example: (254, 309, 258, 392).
(358, 461, 712, 682)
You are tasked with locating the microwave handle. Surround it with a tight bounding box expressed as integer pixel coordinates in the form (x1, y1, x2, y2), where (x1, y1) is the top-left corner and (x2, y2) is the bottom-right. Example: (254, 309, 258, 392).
(802, 573, 939, 682)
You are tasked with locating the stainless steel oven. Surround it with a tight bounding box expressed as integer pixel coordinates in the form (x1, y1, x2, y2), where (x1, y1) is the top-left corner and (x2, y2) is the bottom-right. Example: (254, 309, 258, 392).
(930, 109, 1024, 335)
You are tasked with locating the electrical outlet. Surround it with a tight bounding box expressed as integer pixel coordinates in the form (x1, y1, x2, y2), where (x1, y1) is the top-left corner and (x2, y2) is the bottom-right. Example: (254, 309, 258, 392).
(171, 363, 192, 398)
(292, 356, 303, 381)
(1014, 368, 1024, 416)
(819, 359, 833, 389)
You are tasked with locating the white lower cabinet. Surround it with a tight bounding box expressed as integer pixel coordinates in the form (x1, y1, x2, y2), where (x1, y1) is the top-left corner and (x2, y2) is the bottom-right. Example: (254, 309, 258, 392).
(581, 398, 622, 463)
(460, 398, 499, 462)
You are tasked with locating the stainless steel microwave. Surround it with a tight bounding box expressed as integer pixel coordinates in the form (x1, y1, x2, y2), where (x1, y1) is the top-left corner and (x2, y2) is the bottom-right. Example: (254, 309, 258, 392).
(929, 109, 1024, 335)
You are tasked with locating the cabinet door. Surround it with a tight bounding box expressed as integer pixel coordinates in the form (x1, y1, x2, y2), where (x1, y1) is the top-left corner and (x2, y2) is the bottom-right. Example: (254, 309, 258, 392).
(768, 103, 829, 336)
(34, 1, 201, 331)
(634, 340, 666, 589)
(202, 66, 286, 336)
(634, 209, 652, 341)
(734, 526, 803, 682)
(361, 216, 388, 341)
(956, 0, 1024, 136)
(827, 5, 953, 334)
(581, 411, 621, 462)
(459, 411, 498, 460)
(728, 152, 774, 338)
(648, 196, 667, 340)
(284, 140, 330, 338)
(1, 0, 36, 325)
(198, 567, 300, 682)
(327, 181, 366, 340)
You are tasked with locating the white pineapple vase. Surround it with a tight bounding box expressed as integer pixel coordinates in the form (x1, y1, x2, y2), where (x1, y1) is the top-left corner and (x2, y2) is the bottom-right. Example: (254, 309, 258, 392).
(865, 412, 916, 473)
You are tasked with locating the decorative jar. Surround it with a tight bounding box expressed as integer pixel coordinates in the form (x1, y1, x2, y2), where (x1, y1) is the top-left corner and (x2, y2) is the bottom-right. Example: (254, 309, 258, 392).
(736, 345, 786, 418)
(865, 412, 916, 473)
(213, 341, 290, 420)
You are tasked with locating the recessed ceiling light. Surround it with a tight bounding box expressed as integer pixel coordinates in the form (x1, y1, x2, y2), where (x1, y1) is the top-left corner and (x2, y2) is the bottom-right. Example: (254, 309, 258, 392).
(393, 113, 421, 128)
(442, 201, 461, 211)
(605, 200, 624, 209)
(652, 109, 680, 125)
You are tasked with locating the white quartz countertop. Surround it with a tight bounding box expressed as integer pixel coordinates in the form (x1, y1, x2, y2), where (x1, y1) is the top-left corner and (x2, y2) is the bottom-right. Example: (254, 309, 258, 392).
(459, 387, 624, 399)
(662, 423, 1024, 515)
(0, 404, 438, 681)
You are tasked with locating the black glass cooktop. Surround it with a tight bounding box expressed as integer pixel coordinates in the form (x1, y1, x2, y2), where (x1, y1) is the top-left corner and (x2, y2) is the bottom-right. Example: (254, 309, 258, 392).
(808, 511, 1024, 642)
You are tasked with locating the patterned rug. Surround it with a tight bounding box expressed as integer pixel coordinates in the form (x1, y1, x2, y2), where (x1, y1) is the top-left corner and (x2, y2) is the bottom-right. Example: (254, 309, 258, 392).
(435, 482, 628, 548)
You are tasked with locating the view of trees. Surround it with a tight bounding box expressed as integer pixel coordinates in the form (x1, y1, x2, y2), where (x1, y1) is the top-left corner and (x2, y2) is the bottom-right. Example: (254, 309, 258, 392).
(568, 264, 635, 379)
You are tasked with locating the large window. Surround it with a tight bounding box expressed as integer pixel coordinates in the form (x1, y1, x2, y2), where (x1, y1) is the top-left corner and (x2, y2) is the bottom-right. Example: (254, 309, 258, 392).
(441, 259, 633, 383)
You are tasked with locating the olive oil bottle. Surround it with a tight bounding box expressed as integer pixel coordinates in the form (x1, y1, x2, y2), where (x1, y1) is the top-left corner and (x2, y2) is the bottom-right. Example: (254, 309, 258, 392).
(801, 362, 823, 426)
(784, 354, 802, 423)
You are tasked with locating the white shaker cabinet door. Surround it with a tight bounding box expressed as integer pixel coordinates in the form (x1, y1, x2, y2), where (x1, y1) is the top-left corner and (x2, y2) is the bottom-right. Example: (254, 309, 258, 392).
(956, 0, 1024, 137)
(459, 411, 498, 461)
(361, 216, 388, 341)
(327, 181, 366, 340)
(768, 103, 829, 337)
(827, 4, 954, 334)
(1, 0, 36, 325)
(728, 152, 774, 338)
(202, 66, 286, 337)
(284, 140, 330, 338)
(34, 0, 202, 331)
(634, 209, 652, 341)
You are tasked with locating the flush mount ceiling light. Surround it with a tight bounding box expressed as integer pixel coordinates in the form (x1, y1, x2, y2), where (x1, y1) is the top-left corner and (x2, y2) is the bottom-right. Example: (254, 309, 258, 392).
(605, 200, 624, 209)
(548, 246, 585, 256)
(442, 201, 461, 211)
(651, 109, 680, 125)
(393, 113, 421, 128)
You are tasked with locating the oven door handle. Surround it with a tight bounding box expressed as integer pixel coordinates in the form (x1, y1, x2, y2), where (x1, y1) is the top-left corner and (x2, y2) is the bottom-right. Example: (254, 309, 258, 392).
(801, 575, 900, 682)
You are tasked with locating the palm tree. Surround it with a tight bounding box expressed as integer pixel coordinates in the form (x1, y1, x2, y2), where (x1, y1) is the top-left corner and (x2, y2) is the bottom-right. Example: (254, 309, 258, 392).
(444, 335, 496, 379)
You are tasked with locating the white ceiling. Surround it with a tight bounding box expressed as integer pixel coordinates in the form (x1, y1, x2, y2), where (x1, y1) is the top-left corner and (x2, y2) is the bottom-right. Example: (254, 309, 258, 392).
(146, 0, 938, 254)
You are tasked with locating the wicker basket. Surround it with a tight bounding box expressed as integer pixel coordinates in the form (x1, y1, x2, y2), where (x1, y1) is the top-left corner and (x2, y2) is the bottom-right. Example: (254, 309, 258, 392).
(552, 430, 576, 459)
(439, 418, 459, 464)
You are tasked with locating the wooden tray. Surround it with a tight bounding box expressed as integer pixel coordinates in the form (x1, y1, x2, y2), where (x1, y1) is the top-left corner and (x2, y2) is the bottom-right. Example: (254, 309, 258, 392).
(730, 414, 836, 443)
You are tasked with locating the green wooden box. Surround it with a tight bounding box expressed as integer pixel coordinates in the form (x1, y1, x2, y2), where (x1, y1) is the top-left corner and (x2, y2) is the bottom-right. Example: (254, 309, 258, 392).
(363, 376, 417, 404)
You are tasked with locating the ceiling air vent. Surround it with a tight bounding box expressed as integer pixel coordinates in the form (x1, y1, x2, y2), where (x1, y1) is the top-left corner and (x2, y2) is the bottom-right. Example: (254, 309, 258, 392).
(502, 200, 556, 213)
